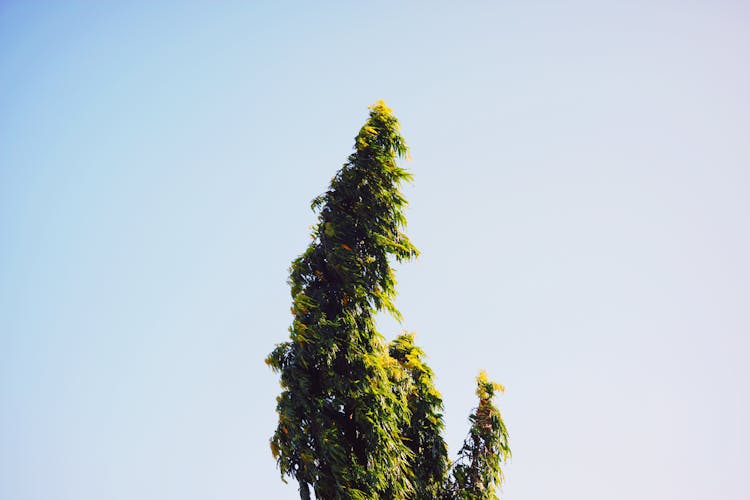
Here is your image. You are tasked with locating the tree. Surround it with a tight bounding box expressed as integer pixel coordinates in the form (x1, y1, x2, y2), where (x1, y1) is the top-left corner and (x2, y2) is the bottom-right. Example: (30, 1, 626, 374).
(266, 101, 510, 499)
(449, 373, 511, 499)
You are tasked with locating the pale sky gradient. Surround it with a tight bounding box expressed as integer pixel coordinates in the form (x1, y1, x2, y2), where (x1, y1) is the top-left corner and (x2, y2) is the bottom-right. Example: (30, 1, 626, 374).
(1, 1, 749, 499)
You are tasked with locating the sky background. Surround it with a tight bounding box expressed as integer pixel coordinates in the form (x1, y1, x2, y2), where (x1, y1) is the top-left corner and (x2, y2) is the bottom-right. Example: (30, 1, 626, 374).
(1, 1, 749, 499)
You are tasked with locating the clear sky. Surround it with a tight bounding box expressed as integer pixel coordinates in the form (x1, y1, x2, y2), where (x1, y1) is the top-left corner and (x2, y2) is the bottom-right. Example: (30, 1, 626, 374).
(1, 1, 748, 499)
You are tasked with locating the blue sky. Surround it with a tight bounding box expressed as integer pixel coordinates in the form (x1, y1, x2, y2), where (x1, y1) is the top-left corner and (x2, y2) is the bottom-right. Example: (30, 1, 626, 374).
(1, 1, 749, 499)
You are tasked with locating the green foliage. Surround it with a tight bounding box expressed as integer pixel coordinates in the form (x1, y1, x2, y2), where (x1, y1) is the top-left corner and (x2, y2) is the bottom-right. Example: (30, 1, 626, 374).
(267, 102, 510, 499)
(448, 373, 512, 500)
(388, 333, 450, 499)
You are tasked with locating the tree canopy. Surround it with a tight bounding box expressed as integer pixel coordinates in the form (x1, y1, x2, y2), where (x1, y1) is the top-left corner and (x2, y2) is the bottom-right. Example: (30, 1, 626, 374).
(266, 101, 510, 499)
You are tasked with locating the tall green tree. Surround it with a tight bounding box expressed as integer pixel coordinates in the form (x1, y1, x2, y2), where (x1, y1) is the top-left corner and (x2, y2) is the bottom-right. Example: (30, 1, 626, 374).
(267, 101, 510, 499)
(448, 372, 512, 500)
(388, 332, 450, 499)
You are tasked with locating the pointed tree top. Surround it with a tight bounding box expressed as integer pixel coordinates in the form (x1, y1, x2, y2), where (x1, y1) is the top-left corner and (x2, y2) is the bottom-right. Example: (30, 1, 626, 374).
(477, 370, 506, 400)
